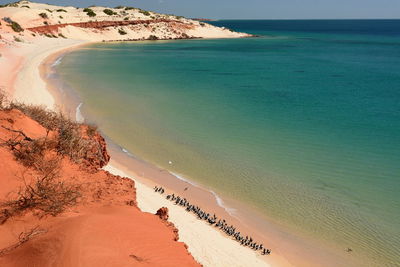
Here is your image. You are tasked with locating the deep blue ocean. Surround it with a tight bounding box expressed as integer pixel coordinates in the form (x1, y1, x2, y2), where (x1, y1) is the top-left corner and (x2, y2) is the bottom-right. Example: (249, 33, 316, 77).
(56, 20, 400, 266)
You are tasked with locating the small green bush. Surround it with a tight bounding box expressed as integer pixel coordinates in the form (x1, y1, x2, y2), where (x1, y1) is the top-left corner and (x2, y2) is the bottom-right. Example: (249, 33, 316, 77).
(83, 8, 97, 17)
(139, 10, 150, 16)
(14, 36, 22, 42)
(58, 33, 66, 38)
(148, 35, 158, 40)
(103, 9, 116, 15)
(45, 8, 53, 13)
(115, 5, 124, 9)
(124, 17, 129, 21)
(87, 10, 96, 17)
(39, 12, 48, 19)
(118, 28, 127, 35)
(10, 21, 24, 32)
(125, 7, 135, 11)
(56, 9, 67, 12)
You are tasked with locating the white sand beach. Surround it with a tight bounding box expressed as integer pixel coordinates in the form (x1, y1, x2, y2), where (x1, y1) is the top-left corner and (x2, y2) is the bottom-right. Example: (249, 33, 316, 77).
(104, 162, 270, 267)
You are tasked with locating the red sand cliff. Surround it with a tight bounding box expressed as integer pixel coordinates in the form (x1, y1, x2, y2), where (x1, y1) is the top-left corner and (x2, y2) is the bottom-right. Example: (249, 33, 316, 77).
(0, 108, 200, 267)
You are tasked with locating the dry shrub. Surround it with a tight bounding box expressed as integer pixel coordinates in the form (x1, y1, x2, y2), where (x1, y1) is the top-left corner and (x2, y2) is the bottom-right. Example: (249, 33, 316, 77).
(9, 102, 63, 131)
(0, 90, 109, 221)
(7, 100, 106, 166)
(0, 154, 80, 223)
(12, 138, 48, 167)
(86, 124, 97, 137)
(1, 173, 80, 219)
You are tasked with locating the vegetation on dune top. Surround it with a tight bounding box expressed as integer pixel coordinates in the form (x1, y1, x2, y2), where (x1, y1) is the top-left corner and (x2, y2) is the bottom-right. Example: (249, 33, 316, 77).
(83, 8, 96, 17)
(139, 10, 151, 16)
(124, 7, 136, 11)
(103, 8, 117, 16)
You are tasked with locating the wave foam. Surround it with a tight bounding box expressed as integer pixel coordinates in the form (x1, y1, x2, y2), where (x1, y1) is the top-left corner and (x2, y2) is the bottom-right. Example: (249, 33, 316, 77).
(75, 103, 84, 123)
(210, 190, 237, 216)
(171, 172, 198, 187)
(121, 147, 135, 157)
(171, 172, 237, 217)
(51, 56, 63, 67)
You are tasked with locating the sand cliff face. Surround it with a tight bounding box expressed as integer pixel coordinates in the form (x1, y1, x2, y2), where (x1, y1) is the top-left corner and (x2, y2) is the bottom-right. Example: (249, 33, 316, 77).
(0, 1, 250, 44)
(0, 107, 200, 267)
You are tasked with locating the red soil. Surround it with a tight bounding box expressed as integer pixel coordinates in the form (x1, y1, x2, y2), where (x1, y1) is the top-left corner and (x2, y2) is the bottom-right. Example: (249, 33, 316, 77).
(0, 109, 200, 267)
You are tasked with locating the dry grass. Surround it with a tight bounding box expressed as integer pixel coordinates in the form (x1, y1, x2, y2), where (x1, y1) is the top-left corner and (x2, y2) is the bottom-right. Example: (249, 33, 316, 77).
(0, 91, 107, 221)
(5, 98, 107, 166)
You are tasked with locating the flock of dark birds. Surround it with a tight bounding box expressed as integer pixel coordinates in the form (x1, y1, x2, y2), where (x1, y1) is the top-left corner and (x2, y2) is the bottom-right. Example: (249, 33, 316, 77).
(153, 186, 271, 256)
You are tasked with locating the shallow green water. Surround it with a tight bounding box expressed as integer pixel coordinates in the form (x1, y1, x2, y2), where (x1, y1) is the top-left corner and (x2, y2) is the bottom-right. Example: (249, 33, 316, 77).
(56, 20, 400, 266)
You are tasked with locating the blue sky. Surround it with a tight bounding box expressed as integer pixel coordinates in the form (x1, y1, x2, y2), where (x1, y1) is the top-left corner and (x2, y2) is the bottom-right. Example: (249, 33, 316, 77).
(1, 0, 399, 19)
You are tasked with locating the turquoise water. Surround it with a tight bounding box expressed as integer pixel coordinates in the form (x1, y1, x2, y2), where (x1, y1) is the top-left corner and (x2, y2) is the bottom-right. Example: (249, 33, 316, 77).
(56, 20, 400, 266)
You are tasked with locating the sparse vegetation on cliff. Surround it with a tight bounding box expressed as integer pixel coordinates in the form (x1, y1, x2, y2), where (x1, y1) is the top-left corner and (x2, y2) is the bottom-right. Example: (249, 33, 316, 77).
(0, 91, 110, 223)
(83, 7, 96, 17)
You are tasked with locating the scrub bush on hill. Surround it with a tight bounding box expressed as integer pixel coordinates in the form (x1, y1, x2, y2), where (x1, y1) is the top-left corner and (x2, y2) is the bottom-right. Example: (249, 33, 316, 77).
(83, 8, 96, 17)
(103, 9, 117, 16)
(87, 10, 96, 17)
(10, 21, 24, 32)
(139, 10, 150, 16)
(39, 12, 48, 19)
(56, 9, 67, 12)
(118, 28, 127, 35)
